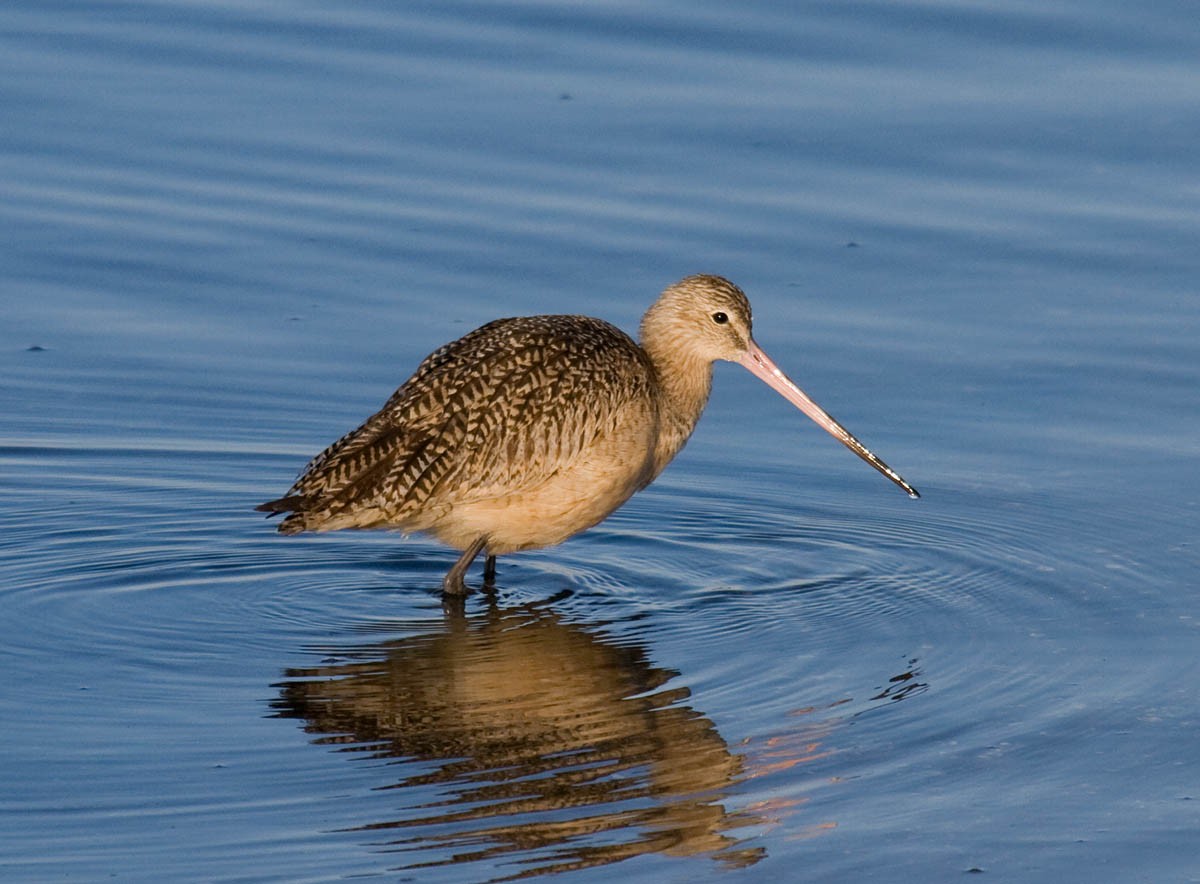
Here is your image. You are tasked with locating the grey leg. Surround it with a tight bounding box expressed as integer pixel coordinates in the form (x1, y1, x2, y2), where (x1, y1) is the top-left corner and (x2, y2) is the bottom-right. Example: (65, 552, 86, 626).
(483, 555, 497, 585)
(443, 535, 487, 596)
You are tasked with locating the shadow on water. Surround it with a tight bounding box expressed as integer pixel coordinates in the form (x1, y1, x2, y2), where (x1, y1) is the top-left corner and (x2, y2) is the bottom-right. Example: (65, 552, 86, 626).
(271, 591, 766, 879)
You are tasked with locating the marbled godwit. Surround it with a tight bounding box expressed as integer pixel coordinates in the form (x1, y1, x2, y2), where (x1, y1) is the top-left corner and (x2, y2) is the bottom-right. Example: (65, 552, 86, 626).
(257, 274, 918, 594)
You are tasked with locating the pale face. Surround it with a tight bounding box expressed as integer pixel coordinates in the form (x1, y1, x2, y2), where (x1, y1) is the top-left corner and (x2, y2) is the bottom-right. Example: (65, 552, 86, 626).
(647, 274, 919, 499)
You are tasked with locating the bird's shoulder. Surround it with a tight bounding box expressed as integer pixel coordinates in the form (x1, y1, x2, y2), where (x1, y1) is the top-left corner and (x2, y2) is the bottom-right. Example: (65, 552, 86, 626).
(381, 314, 654, 423)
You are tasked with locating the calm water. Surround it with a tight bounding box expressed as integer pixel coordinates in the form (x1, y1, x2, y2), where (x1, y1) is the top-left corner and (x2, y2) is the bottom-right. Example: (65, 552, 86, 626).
(3, 2, 1199, 882)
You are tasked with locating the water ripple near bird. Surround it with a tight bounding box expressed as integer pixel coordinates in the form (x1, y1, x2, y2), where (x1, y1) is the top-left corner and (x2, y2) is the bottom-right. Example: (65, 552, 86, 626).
(3, 418, 1195, 882)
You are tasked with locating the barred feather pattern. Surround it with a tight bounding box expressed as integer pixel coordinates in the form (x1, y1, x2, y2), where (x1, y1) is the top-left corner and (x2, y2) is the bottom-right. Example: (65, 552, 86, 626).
(261, 315, 661, 541)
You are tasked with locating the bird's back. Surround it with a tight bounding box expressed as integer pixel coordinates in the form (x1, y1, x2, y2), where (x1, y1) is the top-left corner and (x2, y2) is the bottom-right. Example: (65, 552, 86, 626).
(259, 314, 660, 538)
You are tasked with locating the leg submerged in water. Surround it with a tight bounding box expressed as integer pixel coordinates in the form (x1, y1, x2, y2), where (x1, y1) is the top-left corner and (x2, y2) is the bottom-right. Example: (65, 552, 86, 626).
(443, 535, 488, 596)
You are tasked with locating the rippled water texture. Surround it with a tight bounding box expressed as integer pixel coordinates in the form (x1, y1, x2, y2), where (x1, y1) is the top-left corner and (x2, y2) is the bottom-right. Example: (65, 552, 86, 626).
(3, 2, 1199, 882)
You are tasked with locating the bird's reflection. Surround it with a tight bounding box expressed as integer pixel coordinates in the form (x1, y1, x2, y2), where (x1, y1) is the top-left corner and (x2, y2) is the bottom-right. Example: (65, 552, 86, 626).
(271, 594, 766, 879)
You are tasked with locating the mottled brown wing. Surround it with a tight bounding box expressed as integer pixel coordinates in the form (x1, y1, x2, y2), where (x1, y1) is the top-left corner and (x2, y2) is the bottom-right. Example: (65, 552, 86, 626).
(403, 316, 657, 507)
(261, 315, 656, 532)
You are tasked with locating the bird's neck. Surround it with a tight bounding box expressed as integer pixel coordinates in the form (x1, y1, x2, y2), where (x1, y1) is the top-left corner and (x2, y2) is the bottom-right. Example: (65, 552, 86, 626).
(643, 342, 713, 478)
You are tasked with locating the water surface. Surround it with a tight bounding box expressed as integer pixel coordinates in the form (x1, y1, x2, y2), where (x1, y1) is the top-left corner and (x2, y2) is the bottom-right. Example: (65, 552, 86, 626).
(2, 2, 1199, 882)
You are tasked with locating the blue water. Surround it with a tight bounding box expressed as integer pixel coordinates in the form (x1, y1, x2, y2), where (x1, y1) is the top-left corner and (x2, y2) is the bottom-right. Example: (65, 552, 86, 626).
(3, 2, 1199, 882)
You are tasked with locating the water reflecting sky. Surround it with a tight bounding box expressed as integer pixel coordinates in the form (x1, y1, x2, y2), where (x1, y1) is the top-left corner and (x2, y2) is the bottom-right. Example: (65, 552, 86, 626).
(1, 2, 1198, 882)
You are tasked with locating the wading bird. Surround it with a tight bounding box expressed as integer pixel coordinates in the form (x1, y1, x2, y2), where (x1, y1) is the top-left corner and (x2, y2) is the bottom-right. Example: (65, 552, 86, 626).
(258, 275, 918, 594)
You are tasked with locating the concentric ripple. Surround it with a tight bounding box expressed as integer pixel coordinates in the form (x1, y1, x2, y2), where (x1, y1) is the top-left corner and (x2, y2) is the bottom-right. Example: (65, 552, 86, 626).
(5, 408, 1195, 883)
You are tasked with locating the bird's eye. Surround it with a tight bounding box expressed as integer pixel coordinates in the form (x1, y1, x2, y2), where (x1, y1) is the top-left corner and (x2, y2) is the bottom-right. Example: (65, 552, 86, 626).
(712, 311, 728, 325)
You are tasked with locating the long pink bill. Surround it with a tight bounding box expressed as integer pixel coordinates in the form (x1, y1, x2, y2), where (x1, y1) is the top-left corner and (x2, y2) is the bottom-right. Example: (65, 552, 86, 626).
(738, 340, 920, 499)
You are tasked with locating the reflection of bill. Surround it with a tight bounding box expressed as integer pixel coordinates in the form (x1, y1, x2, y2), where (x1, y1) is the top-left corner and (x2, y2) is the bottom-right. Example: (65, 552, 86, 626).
(272, 599, 766, 878)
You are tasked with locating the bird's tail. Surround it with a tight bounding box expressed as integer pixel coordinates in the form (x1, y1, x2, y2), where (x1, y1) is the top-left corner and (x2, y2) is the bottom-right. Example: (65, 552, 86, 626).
(254, 496, 311, 534)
